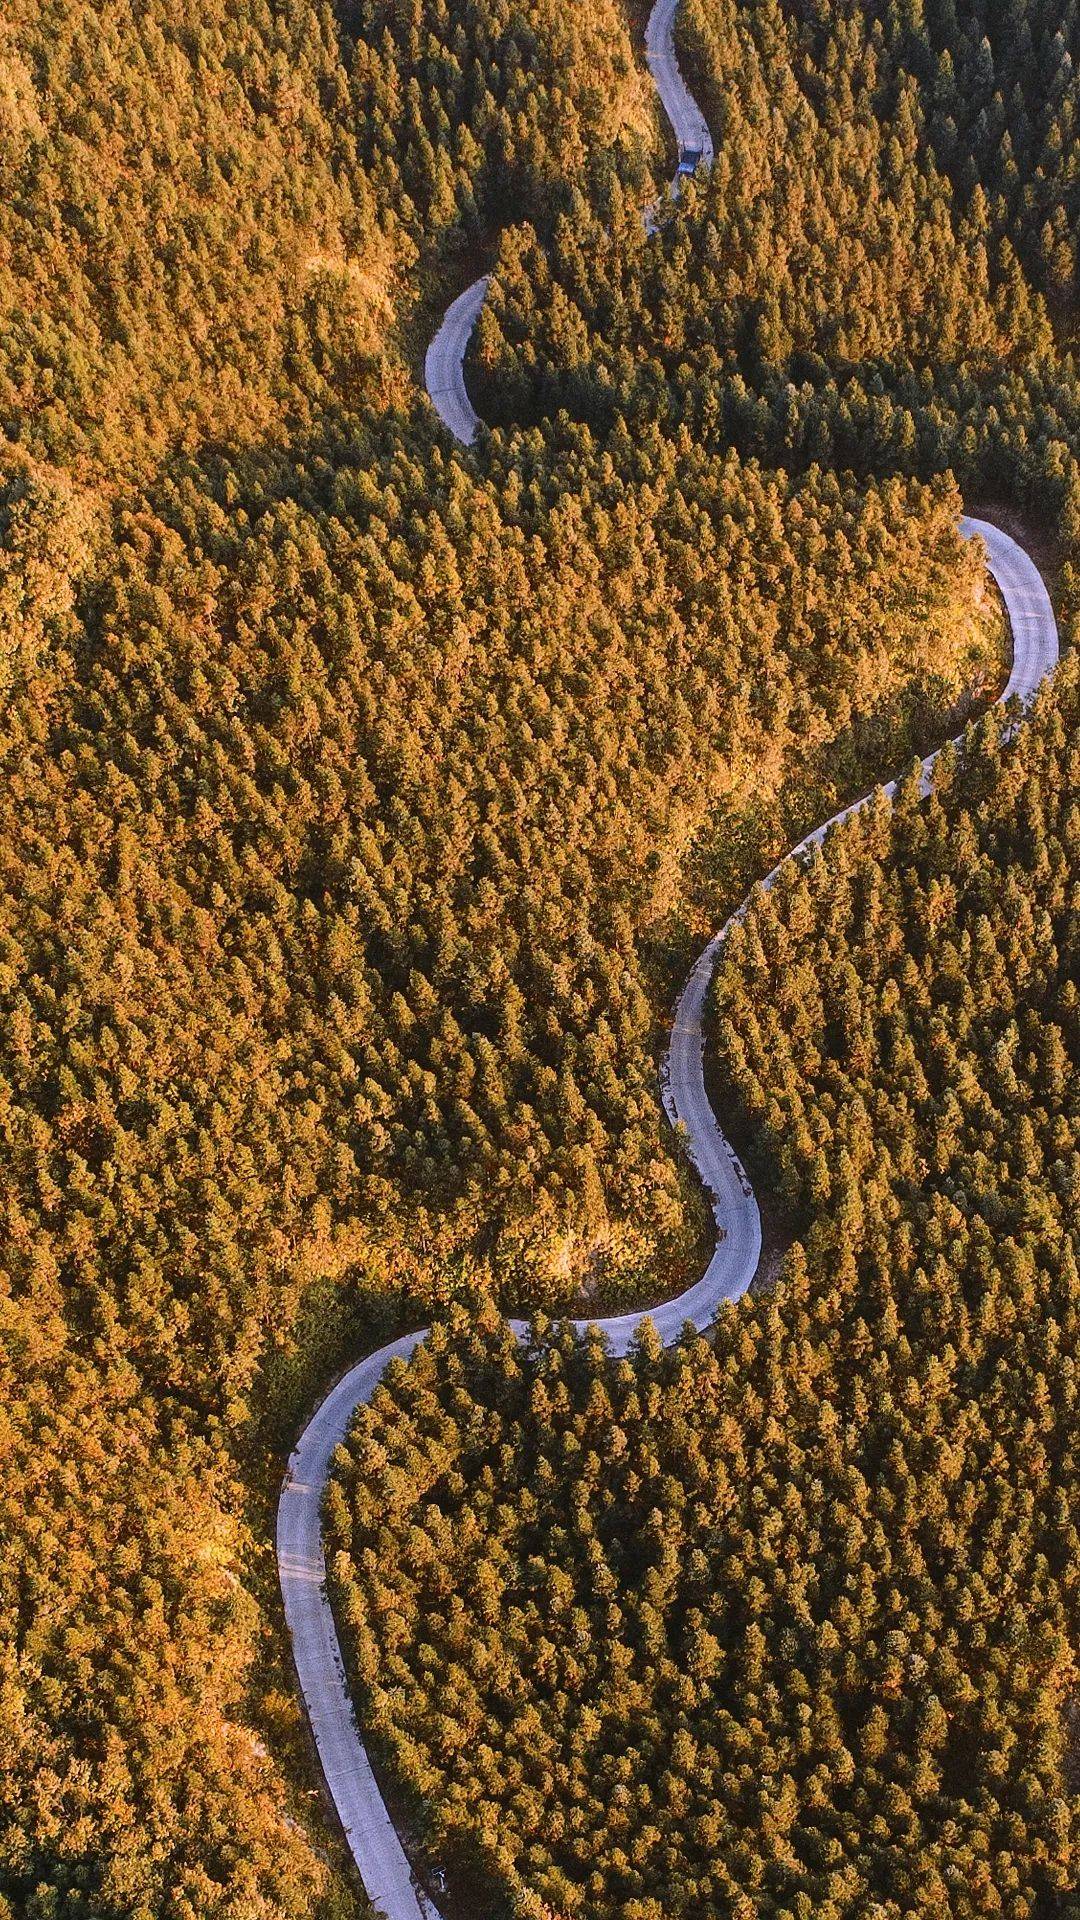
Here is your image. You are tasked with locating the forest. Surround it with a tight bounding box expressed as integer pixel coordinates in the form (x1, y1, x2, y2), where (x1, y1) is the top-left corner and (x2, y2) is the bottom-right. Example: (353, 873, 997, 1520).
(0, 0, 1077, 1914)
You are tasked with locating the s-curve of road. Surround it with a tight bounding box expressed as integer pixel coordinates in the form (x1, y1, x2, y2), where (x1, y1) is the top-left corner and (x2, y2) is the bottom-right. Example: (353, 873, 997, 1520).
(280, 8, 1061, 1917)
(644, 0, 714, 172)
(422, 0, 707, 444)
(278, 544, 1058, 1918)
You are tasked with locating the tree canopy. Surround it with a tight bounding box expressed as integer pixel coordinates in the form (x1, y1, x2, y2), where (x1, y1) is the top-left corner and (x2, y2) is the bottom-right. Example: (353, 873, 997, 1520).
(1, 0, 1078, 1913)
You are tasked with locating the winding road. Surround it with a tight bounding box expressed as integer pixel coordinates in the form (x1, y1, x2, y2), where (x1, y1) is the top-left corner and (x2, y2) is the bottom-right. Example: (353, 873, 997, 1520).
(279, 518, 1057, 1918)
(279, 7, 1061, 1916)
(423, 277, 489, 448)
(422, 0, 709, 443)
(645, 0, 714, 172)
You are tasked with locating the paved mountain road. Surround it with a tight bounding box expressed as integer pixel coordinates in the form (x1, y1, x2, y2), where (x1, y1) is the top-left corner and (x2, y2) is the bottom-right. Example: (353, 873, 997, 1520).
(645, 0, 713, 171)
(284, 2, 1061, 1909)
(278, 512, 1057, 1920)
(423, 276, 489, 448)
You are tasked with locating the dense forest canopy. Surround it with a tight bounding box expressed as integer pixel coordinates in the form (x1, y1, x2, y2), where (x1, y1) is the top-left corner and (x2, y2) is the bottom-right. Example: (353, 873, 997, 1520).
(472, 0, 1080, 532)
(0, 0, 1077, 1914)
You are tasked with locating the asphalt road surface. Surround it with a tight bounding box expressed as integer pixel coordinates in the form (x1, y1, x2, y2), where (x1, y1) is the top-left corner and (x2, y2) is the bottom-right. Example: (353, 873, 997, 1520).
(645, 0, 714, 171)
(278, 500, 1058, 1918)
(423, 276, 489, 447)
